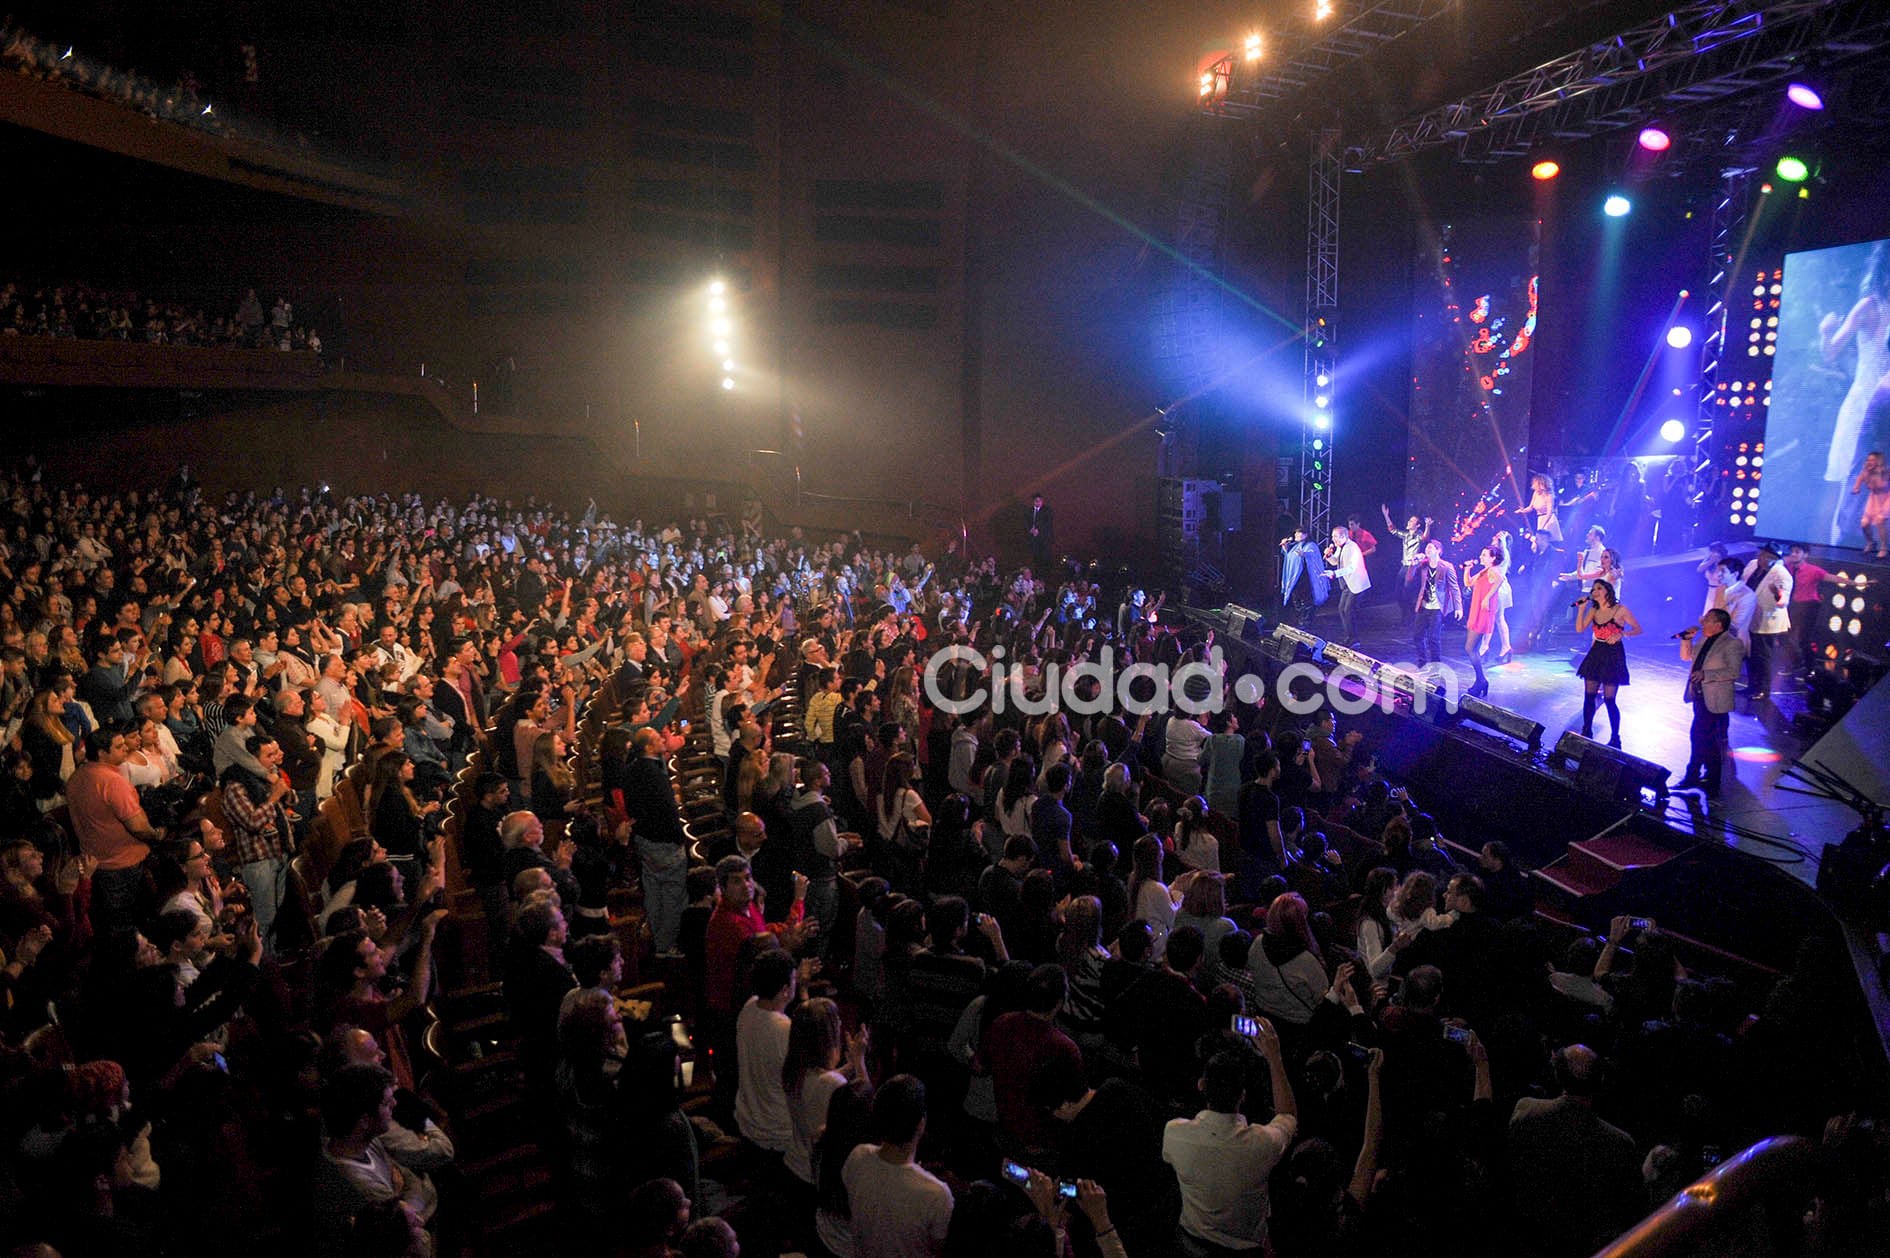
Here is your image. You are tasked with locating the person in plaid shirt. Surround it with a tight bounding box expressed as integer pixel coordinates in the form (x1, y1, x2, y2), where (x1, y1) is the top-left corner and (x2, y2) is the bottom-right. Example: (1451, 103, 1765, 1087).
(220, 731, 297, 955)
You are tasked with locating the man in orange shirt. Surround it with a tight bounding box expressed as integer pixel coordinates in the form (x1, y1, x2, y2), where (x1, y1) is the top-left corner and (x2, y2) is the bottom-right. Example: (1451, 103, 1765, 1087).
(68, 726, 159, 938)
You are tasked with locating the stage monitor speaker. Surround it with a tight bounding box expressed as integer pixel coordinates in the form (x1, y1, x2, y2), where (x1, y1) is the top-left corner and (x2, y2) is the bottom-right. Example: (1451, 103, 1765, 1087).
(1219, 492, 1242, 533)
(1223, 603, 1267, 641)
(1553, 731, 1671, 804)
(1459, 695, 1546, 749)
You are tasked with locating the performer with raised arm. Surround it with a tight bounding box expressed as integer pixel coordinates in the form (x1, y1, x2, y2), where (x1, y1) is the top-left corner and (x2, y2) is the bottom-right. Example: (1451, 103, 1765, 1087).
(1382, 503, 1434, 622)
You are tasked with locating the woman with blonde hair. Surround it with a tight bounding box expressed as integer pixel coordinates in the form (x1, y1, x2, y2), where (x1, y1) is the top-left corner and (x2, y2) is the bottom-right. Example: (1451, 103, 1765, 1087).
(20, 684, 76, 806)
(530, 729, 580, 822)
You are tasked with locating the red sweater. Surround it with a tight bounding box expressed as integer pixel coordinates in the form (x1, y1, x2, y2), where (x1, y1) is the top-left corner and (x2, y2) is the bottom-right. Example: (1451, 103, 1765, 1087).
(704, 899, 804, 1013)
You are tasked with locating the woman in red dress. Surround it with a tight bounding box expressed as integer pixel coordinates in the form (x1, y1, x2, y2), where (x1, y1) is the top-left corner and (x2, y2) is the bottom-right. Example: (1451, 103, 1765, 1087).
(1463, 545, 1505, 698)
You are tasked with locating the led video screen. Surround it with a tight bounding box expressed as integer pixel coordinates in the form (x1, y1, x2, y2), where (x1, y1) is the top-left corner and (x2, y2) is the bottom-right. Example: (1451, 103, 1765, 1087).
(1760, 237, 1890, 547)
(1404, 219, 1539, 549)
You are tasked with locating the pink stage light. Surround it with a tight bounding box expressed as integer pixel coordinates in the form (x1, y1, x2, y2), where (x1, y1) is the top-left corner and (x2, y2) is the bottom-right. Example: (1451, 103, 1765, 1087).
(1638, 126, 1671, 152)
(1786, 82, 1824, 110)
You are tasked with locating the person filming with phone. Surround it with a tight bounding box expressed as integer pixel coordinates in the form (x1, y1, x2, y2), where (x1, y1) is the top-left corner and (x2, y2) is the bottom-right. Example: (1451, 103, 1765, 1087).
(1162, 1023, 1298, 1257)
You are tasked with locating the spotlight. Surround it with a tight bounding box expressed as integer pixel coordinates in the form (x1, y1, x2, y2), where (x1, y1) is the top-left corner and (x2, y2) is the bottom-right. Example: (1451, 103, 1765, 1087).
(1775, 155, 1810, 183)
(713, 340, 730, 356)
(721, 377, 735, 391)
(1666, 326, 1693, 350)
(712, 317, 732, 336)
(1315, 371, 1330, 387)
(1603, 194, 1632, 218)
(710, 278, 727, 296)
(1660, 418, 1687, 443)
(1244, 32, 1262, 62)
(709, 295, 727, 314)
(1316, 1, 1334, 18)
(1315, 394, 1330, 409)
(1531, 160, 1560, 181)
(1638, 126, 1671, 152)
(1314, 413, 1331, 431)
(1786, 82, 1825, 111)
(722, 359, 735, 371)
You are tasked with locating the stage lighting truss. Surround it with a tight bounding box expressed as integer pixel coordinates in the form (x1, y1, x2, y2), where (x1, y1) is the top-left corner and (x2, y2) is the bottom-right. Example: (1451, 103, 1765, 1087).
(1344, 0, 1890, 166)
(1301, 128, 1341, 541)
(1199, 0, 1458, 114)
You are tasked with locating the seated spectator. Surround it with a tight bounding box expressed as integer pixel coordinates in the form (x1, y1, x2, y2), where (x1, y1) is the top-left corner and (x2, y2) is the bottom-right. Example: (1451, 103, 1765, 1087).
(315, 1065, 450, 1257)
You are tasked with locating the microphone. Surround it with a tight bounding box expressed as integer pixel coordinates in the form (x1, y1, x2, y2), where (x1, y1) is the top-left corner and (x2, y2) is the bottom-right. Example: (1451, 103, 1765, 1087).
(1670, 626, 1699, 640)
(1568, 597, 1589, 607)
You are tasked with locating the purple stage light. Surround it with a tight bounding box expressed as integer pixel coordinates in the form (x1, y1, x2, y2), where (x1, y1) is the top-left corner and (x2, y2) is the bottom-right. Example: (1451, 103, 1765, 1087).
(1786, 82, 1824, 110)
(1638, 126, 1671, 152)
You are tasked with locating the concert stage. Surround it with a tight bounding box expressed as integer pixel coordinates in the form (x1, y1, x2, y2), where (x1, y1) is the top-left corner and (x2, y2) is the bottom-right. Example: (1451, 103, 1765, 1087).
(1262, 542, 1890, 897)
(1199, 544, 1890, 989)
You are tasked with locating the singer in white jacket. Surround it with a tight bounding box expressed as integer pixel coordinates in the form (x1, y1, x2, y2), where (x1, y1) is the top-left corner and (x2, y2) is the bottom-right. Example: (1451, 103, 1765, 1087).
(1324, 526, 1371, 646)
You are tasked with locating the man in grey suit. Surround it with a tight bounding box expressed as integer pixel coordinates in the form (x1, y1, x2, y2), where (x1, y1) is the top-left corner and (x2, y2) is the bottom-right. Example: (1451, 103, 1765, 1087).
(1677, 608, 1746, 796)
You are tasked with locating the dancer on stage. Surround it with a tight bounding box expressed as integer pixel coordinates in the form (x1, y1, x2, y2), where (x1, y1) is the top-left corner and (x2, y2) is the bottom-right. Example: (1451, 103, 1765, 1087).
(1490, 530, 1516, 663)
(1739, 544, 1793, 706)
(1575, 578, 1640, 748)
(1462, 544, 1505, 698)
(1409, 539, 1461, 669)
(1854, 450, 1890, 558)
(1519, 471, 1565, 544)
(1381, 503, 1434, 620)
(1675, 608, 1746, 798)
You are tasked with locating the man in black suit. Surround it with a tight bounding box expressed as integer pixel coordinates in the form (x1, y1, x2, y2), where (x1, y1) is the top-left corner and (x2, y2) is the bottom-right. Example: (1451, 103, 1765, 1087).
(624, 726, 688, 955)
(434, 636, 488, 756)
(502, 898, 576, 1098)
(1026, 493, 1054, 569)
(1393, 872, 1507, 1030)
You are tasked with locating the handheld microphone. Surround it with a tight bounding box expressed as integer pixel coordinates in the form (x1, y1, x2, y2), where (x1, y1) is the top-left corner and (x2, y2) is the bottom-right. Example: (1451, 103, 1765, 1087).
(1568, 597, 1588, 608)
(1670, 626, 1699, 640)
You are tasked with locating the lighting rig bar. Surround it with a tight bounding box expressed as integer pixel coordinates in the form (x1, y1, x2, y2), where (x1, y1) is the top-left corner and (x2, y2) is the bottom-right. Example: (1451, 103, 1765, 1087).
(1347, 0, 1890, 166)
(1204, 0, 1459, 117)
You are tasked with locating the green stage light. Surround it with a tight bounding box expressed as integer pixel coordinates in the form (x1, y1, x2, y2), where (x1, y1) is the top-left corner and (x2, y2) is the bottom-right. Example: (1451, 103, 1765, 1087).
(1775, 156, 1809, 183)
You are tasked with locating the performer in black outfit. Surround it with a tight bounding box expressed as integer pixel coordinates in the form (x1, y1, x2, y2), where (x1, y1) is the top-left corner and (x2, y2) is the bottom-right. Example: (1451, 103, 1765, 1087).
(1575, 578, 1641, 748)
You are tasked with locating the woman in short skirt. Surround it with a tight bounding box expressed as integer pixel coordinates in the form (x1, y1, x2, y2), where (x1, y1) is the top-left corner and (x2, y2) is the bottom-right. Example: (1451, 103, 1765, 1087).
(1576, 577, 1641, 748)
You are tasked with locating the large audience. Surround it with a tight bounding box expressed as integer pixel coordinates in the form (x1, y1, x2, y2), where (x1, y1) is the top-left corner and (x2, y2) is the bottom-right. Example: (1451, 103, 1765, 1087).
(0, 460, 1880, 1258)
(0, 281, 321, 354)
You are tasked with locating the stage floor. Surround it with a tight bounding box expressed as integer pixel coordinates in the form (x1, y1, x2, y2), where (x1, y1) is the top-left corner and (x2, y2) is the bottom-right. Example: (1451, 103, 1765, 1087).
(1315, 604, 1860, 889)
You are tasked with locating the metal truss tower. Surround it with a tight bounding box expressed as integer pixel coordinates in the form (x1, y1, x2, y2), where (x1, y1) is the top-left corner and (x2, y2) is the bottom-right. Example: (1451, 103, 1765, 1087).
(1302, 127, 1341, 542)
(1690, 164, 1754, 538)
